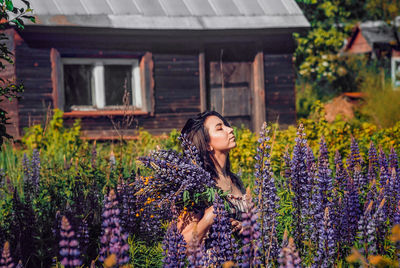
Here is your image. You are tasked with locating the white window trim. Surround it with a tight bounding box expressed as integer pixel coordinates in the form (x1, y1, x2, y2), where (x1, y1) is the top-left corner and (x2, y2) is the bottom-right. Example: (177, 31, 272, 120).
(61, 58, 143, 111)
(391, 56, 400, 89)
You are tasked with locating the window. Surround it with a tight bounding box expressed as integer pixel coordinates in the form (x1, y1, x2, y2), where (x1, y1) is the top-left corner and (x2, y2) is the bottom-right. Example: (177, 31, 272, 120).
(392, 57, 400, 88)
(61, 58, 143, 111)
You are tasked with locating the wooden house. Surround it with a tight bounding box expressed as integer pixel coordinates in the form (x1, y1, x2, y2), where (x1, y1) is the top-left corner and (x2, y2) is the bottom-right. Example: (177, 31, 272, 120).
(343, 20, 400, 87)
(2, 0, 309, 139)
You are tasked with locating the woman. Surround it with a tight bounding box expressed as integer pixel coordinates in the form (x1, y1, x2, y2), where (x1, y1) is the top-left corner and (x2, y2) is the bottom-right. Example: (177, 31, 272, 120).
(177, 111, 251, 248)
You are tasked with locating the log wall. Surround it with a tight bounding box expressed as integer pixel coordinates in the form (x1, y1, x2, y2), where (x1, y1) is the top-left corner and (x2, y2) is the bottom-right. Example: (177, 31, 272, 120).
(264, 54, 296, 126)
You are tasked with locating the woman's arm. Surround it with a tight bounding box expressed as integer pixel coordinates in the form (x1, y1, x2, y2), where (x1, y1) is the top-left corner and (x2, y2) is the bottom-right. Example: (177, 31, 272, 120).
(177, 206, 216, 246)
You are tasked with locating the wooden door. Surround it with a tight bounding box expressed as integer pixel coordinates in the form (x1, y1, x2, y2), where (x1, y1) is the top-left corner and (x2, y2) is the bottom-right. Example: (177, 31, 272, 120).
(209, 61, 252, 122)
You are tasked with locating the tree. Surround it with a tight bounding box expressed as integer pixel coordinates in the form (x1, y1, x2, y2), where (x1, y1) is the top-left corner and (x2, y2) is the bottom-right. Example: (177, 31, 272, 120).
(0, 0, 34, 146)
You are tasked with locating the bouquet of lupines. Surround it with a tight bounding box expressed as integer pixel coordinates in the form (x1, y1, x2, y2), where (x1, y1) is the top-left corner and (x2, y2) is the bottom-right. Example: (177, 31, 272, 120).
(138, 134, 217, 215)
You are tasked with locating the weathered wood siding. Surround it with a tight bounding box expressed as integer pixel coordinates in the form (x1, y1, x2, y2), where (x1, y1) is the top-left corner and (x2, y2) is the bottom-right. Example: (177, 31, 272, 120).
(14, 32, 53, 132)
(0, 30, 20, 138)
(153, 54, 200, 114)
(264, 54, 296, 125)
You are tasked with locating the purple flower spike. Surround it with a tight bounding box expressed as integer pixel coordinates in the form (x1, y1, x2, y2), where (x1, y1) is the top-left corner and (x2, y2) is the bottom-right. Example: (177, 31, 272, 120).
(334, 150, 347, 192)
(290, 124, 311, 247)
(368, 141, 379, 181)
(162, 219, 187, 268)
(207, 193, 238, 266)
(393, 201, 400, 225)
(389, 147, 399, 172)
(239, 199, 262, 267)
(278, 237, 301, 268)
(347, 137, 363, 176)
(0, 241, 14, 268)
(187, 227, 206, 268)
(313, 207, 335, 268)
(99, 189, 130, 266)
(357, 201, 376, 256)
(31, 149, 40, 193)
(59, 216, 82, 268)
(340, 178, 361, 247)
(254, 123, 280, 261)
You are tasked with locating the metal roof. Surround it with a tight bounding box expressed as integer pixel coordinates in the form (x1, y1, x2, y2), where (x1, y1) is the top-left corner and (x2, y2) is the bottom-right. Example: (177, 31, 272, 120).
(360, 21, 397, 45)
(22, 0, 309, 30)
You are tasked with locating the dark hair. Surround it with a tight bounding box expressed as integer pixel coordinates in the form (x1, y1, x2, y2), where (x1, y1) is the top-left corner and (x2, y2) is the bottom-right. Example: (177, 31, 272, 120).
(181, 111, 245, 193)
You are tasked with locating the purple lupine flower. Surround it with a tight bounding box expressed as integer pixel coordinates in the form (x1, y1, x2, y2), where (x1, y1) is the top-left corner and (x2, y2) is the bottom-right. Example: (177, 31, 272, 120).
(334, 150, 347, 193)
(187, 227, 206, 268)
(179, 133, 203, 167)
(117, 179, 137, 234)
(162, 219, 187, 268)
(389, 147, 399, 172)
(313, 207, 335, 268)
(99, 189, 130, 266)
(0, 241, 14, 268)
(356, 201, 375, 256)
(310, 137, 333, 246)
(374, 198, 387, 255)
(290, 124, 310, 248)
(207, 193, 238, 266)
(317, 137, 333, 203)
(387, 168, 398, 223)
(253, 123, 280, 261)
(59, 216, 82, 268)
(393, 201, 400, 225)
(378, 148, 389, 174)
(77, 218, 89, 254)
(389, 148, 400, 207)
(346, 137, 363, 176)
(353, 166, 367, 192)
(239, 200, 262, 268)
(22, 153, 30, 180)
(139, 149, 215, 210)
(278, 237, 301, 268)
(367, 141, 379, 182)
(340, 178, 361, 247)
(365, 179, 378, 211)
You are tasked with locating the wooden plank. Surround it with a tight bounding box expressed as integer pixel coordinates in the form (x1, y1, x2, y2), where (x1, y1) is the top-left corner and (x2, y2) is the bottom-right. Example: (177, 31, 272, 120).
(251, 51, 266, 133)
(199, 51, 206, 112)
(140, 52, 155, 115)
(210, 87, 250, 117)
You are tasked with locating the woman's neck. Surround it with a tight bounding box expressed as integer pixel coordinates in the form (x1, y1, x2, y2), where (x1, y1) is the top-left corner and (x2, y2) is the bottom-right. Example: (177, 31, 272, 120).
(211, 150, 228, 177)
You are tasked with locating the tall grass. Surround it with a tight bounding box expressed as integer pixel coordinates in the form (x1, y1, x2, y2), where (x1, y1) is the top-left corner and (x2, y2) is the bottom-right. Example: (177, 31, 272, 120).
(359, 66, 400, 128)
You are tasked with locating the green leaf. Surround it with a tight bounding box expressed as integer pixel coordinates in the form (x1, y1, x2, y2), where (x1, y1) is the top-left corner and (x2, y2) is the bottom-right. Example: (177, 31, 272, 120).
(183, 190, 189, 203)
(5, 0, 13, 11)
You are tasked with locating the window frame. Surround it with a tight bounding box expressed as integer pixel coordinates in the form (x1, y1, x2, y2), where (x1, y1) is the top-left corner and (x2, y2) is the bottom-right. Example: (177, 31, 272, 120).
(60, 58, 143, 111)
(392, 56, 400, 89)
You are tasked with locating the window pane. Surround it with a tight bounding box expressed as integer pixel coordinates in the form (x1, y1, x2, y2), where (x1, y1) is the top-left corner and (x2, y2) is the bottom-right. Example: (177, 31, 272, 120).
(104, 65, 132, 106)
(64, 64, 93, 109)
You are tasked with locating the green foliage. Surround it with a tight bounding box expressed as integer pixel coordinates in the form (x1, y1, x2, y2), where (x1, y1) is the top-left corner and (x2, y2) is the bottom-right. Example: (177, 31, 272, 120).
(358, 67, 400, 128)
(230, 126, 258, 188)
(1, 109, 400, 266)
(128, 236, 163, 267)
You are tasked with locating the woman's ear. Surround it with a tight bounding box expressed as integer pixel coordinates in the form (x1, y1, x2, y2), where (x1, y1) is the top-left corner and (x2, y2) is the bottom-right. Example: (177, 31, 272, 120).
(208, 145, 214, 152)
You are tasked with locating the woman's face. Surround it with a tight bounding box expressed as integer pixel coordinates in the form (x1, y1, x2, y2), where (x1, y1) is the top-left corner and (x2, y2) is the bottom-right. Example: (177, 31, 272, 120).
(204, 115, 236, 153)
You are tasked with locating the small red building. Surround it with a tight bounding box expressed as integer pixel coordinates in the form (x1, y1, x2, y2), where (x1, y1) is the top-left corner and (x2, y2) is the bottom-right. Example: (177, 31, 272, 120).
(1, 0, 309, 139)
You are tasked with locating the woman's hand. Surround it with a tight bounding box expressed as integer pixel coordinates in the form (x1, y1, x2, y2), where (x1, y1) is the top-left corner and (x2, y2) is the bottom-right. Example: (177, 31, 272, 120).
(230, 218, 243, 234)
